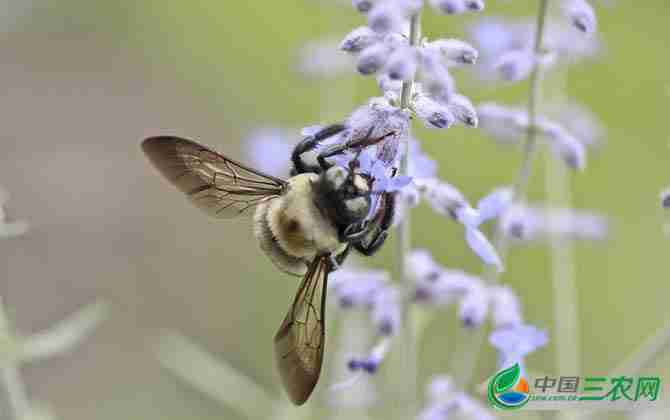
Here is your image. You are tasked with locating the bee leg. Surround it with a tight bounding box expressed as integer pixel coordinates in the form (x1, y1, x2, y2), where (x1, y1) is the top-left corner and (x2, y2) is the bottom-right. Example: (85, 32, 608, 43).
(352, 193, 396, 256)
(328, 245, 351, 271)
(339, 220, 374, 243)
(354, 231, 387, 256)
(292, 123, 346, 175)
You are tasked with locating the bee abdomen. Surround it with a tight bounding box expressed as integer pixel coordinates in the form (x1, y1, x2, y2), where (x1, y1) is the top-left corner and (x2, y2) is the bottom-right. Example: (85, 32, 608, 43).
(254, 200, 308, 276)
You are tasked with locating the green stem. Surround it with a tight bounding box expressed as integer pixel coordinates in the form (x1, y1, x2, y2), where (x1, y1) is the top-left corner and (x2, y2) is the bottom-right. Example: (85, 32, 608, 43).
(456, 0, 551, 389)
(513, 0, 549, 201)
(0, 299, 30, 419)
(391, 10, 421, 420)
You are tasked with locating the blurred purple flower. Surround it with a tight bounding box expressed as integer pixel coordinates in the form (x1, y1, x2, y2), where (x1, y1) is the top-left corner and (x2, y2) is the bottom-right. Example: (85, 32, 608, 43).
(489, 285, 523, 329)
(419, 375, 494, 420)
(489, 324, 548, 370)
(347, 337, 392, 374)
(458, 279, 489, 327)
(245, 128, 296, 177)
(329, 266, 389, 307)
(660, 188, 670, 209)
(340, 26, 380, 53)
(500, 205, 609, 241)
(562, 0, 597, 34)
(298, 38, 355, 79)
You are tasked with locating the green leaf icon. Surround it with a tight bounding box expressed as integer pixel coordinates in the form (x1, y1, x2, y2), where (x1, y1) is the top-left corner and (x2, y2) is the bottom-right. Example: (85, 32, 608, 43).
(494, 363, 520, 393)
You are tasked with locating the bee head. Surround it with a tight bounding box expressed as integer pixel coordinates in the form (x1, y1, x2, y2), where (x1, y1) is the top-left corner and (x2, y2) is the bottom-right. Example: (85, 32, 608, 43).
(318, 166, 371, 227)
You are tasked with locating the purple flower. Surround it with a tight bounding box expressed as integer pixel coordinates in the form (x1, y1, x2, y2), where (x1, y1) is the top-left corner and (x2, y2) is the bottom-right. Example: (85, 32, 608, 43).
(562, 0, 597, 34)
(546, 101, 604, 148)
(447, 94, 478, 127)
(340, 26, 380, 53)
(347, 338, 392, 374)
(458, 279, 489, 327)
(352, 0, 374, 14)
(452, 187, 512, 271)
(418, 179, 468, 217)
(500, 205, 608, 241)
(464, 227, 503, 271)
(428, 0, 467, 15)
(489, 285, 523, 329)
(385, 46, 419, 81)
(414, 94, 456, 129)
(408, 249, 443, 282)
(661, 188, 670, 209)
(489, 324, 548, 370)
(542, 122, 587, 170)
(425, 38, 479, 65)
(329, 266, 389, 307)
(420, 50, 456, 103)
(419, 376, 494, 420)
(477, 102, 527, 143)
(368, 2, 405, 34)
(494, 49, 535, 82)
(370, 285, 401, 335)
(244, 128, 295, 177)
(357, 43, 391, 75)
(464, 0, 485, 12)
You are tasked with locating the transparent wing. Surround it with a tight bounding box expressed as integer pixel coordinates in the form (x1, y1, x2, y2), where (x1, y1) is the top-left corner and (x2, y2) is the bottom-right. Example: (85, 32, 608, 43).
(274, 255, 330, 405)
(142, 136, 287, 218)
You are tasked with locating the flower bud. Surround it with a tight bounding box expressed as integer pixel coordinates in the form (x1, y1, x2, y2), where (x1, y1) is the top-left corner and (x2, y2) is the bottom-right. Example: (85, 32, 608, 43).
(340, 26, 379, 53)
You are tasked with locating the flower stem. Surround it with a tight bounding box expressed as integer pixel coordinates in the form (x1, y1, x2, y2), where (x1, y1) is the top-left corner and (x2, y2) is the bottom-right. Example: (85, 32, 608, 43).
(456, 0, 551, 389)
(513, 0, 550, 201)
(0, 299, 30, 419)
(390, 10, 421, 419)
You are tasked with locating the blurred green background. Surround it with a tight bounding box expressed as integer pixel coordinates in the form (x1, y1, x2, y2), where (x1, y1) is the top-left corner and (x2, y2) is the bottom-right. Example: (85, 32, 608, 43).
(0, 1, 669, 419)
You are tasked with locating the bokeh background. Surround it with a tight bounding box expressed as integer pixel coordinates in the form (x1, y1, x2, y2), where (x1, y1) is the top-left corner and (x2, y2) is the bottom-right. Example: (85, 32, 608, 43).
(0, 1, 669, 419)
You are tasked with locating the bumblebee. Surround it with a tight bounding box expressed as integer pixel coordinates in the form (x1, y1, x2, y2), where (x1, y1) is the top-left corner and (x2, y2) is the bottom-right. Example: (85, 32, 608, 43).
(141, 124, 396, 405)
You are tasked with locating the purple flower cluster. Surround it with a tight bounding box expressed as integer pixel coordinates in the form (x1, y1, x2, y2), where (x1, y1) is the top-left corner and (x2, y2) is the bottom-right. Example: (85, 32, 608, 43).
(478, 102, 589, 170)
(329, 266, 400, 373)
(413, 181, 513, 271)
(469, 11, 600, 83)
(340, 1, 481, 130)
(409, 249, 547, 368)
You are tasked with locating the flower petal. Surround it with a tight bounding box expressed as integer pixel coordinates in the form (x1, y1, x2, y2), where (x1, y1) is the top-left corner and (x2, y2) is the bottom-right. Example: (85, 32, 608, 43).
(477, 187, 513, 223)
(465, 227, 503, 271)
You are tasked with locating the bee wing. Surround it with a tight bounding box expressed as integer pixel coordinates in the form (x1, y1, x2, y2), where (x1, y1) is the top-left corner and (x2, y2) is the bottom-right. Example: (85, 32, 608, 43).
(142, 136, 287, 219)
(274, 255, 330, 405)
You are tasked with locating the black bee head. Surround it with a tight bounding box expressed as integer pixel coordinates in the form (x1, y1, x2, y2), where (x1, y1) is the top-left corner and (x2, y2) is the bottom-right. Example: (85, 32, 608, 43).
(317, 166, 371, 229)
